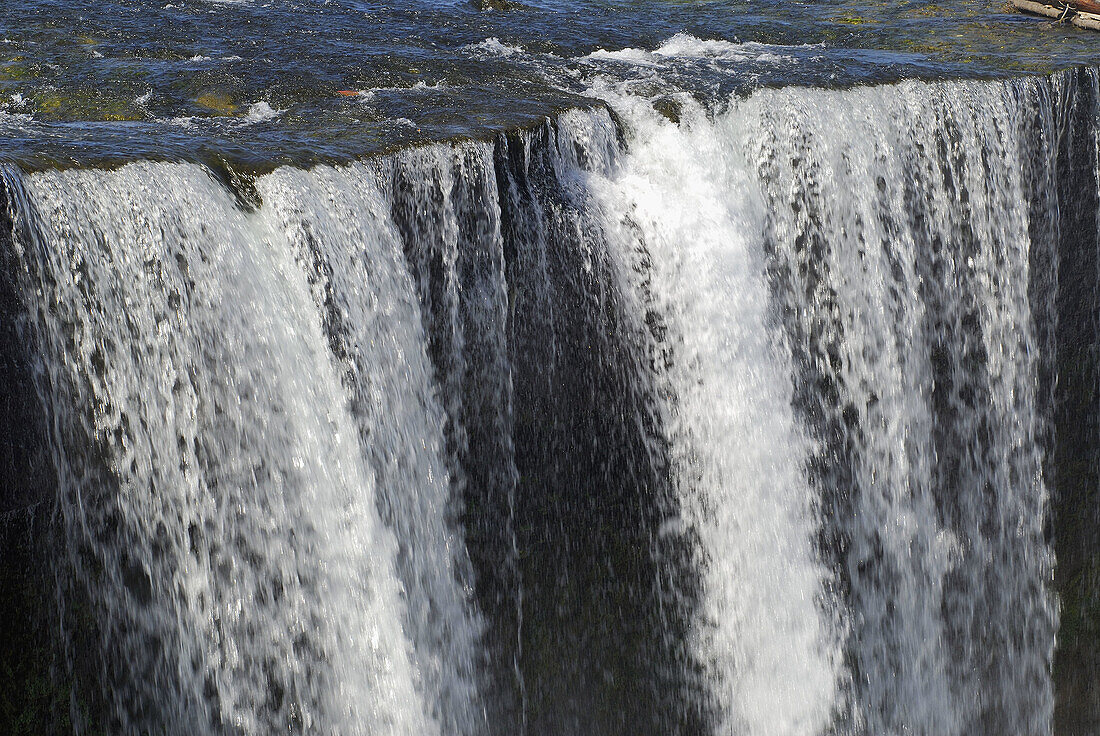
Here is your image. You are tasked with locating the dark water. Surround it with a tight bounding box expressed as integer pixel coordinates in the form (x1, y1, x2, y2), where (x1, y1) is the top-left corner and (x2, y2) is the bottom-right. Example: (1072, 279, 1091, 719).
(2, 3, 1100, 736)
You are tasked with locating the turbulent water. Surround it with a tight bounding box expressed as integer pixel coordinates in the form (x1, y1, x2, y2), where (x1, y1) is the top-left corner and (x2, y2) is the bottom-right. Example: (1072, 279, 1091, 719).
(2, 16, 1100, 736)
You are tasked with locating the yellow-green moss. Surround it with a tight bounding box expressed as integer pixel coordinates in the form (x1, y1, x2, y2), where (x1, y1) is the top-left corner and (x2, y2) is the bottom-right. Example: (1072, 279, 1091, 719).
(195, 92, 237, 115)
(32, 90, 145, 122)
(831, 13, 880, 26)
(0, 62, 33, 82)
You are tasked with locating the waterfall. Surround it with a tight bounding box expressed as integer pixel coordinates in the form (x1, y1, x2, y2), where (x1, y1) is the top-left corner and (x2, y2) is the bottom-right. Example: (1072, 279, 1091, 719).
(3, 65, 1098, 736)
(6, 163, 479, 735)
(577, 95, 843, 735)
(258, 163, 489, 736)
(569, 66, 1063, 734)
(736, 77, 1058, 735)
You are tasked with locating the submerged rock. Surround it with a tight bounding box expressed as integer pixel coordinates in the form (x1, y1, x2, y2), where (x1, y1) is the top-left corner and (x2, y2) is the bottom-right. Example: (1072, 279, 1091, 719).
(470, 0, 526, 10)
(195, 92, 237, 115)
(32, 89, 145, 121)
(651, 97, 681, 125)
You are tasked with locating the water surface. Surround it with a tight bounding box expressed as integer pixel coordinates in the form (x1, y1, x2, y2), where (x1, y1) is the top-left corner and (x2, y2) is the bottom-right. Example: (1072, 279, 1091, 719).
(2, 0, 1098, 168)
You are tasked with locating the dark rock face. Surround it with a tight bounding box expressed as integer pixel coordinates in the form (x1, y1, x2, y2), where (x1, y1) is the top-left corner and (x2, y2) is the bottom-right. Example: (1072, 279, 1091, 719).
(0, 173, 65, 734)
(386, 123, 708, 736)
(1038, 70, 1100, 736)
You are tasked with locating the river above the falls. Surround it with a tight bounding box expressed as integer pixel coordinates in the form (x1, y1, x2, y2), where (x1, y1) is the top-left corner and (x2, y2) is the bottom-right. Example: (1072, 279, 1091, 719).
(2, 0, 1100, 170)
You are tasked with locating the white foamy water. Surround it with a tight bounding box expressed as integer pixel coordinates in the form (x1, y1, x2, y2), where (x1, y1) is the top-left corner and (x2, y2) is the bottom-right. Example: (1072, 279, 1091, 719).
(572, 51, 1058, 735)
(14, 162, 477, 736)
(584, 33, 798, 67)
(242, 101, 281, 123)
(576, 92, 843, 735)
(466, 37, 524, 57)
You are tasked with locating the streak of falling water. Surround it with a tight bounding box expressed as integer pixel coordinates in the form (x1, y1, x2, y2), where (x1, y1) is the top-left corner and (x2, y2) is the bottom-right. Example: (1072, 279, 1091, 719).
(739, 78, 1058, 735)
(578, 65, 1059, 735)
(384, 142, 527, 734)
(580, 92, 844, 735)
(12, 163, 445, 736)
(258, 163, 489, 736)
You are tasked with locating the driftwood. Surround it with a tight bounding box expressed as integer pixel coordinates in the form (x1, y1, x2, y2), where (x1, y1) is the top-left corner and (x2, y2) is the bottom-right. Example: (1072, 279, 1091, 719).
(1011, 0, 1100, 30)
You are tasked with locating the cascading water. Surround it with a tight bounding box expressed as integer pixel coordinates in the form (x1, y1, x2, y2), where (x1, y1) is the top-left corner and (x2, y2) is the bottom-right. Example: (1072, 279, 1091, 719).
(1, 56, 1098, 736)
(7, 164, 470, 736)
(738, 78, 1058, 735)
(257, 163, 489, 736)
(574, 96, 844, 736)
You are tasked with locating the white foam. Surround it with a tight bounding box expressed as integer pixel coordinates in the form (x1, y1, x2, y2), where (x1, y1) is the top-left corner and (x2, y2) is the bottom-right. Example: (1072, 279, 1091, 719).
(573, 90, 843, 736)
(364, 81, 447, 95)
(584, 33, 799, 68)
(584, 47, 661, 67)
(657, 33, 751, 60)
(466, 37, 524, 57)
(241, 101, 281, 123)
(0, 111, 34, 127)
